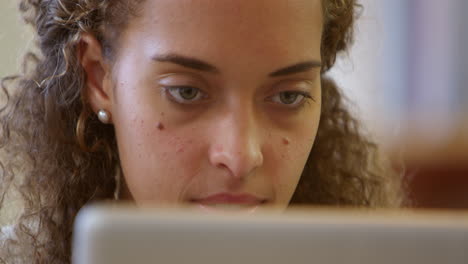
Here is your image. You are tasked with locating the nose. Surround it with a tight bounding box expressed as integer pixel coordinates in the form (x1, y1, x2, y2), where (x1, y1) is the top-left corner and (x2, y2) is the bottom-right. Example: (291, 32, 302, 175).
(208, 106, 264, 182)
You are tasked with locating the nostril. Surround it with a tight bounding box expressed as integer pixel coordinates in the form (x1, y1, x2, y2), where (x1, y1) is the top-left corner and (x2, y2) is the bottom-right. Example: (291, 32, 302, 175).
(216, 163, 228, 170)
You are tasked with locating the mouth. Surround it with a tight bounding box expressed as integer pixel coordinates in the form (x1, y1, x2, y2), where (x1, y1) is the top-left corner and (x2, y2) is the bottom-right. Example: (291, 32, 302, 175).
(190, 193, 268, 213)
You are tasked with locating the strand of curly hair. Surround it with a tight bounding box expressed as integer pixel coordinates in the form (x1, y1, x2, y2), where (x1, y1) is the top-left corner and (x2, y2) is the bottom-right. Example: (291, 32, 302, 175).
(0, 0, 405, 262)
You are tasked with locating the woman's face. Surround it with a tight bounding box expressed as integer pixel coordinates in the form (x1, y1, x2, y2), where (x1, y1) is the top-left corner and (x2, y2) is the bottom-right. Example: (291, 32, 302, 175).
(103, 0, 323, 211)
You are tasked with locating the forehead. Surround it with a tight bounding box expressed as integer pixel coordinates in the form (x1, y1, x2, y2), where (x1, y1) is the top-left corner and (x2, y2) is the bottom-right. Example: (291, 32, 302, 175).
(136, 0, 323, 27)
(121, 0, 323, 66)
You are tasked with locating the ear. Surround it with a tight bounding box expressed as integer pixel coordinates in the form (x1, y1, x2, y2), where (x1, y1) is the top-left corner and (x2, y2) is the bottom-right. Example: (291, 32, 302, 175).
(78, 33, 114, 122)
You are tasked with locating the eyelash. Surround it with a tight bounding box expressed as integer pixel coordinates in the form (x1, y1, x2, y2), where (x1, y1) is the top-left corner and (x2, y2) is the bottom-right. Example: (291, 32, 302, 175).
(162, 86, 315, 109)
(269, 91, 315, 109)
(162, 86, 207, 104)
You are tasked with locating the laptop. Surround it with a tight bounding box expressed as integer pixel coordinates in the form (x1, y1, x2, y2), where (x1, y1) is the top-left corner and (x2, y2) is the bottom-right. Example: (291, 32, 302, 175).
(72, 204, 468, 264)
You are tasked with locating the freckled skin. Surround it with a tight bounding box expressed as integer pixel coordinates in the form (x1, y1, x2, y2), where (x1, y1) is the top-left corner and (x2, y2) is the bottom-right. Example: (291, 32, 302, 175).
(156, 122, 165, 130)
(87, 0, 323, 209)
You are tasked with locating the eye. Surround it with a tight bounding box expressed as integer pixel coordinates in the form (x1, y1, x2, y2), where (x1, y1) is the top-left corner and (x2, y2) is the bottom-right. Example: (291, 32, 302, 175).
(271, 91, 311, 107)
(164, 86, 206, 103)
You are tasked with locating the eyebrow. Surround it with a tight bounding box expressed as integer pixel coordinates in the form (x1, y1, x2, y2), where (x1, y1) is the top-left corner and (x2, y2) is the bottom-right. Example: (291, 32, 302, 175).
(152, 53, 321, 77)
(268, 61, 322, 77)
(152, 54, 220, 73)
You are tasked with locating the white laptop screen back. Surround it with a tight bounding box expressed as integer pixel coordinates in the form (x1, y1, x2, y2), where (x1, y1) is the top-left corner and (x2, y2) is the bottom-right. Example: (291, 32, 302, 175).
(72, 205, 468, 264)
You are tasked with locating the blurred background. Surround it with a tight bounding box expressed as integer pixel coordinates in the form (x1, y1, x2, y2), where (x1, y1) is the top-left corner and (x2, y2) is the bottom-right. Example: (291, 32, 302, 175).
(0, 0, 467, 226)
(0, 1, 33, 227)
(330, 0, 468, 209)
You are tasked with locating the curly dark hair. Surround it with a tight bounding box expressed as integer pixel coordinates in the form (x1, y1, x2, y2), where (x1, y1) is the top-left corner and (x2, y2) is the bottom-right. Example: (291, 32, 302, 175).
(0, 0, 404, 262)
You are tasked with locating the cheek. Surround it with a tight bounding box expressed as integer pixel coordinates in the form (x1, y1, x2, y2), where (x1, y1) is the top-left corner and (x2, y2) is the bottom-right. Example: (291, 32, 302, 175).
(114, 103, 205, 203)
(271, 135, 313, 175)
(266, 113, 320, 199)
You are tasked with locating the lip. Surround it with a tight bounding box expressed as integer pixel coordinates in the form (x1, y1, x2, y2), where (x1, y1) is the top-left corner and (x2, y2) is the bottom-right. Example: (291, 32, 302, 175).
(192, 193, 267, 205)
(190, 193, 267, 213)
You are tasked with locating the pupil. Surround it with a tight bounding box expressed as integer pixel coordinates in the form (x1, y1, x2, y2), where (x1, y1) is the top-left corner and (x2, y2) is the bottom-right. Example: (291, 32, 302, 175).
(280, 92, 298, 104)
(180, 87, 197, 100)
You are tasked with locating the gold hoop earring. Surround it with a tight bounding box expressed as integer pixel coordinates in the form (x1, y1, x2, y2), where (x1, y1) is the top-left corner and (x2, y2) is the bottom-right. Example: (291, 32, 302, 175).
(114, 167, 121, 201)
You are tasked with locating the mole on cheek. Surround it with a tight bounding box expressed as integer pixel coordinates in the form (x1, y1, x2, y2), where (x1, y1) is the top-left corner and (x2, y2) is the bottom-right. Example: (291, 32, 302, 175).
(156, 122, 165, 131)
(282, 137, 290, 145)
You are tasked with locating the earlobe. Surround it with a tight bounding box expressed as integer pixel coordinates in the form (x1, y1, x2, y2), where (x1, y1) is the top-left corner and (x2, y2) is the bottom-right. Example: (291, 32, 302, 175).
(78, 33, 113, 117)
